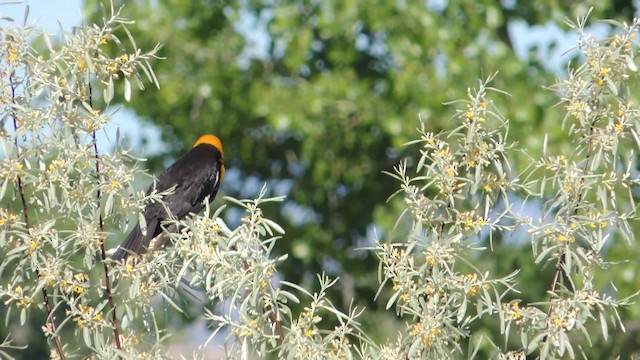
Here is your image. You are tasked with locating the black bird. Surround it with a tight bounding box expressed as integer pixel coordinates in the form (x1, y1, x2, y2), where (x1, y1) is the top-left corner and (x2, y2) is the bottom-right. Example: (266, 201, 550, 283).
(113, 134, 224, 261)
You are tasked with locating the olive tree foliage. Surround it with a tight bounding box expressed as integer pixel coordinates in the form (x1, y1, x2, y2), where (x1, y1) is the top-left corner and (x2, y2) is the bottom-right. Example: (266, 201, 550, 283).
(1, 3, 640, 359)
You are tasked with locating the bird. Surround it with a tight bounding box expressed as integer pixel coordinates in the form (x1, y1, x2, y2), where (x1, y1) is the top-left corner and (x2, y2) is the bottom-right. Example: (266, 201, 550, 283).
(112, 134, 224, 261)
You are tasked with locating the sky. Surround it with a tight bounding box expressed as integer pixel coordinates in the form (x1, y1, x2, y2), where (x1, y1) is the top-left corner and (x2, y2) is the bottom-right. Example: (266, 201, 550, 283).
(1, 1, 83, 30)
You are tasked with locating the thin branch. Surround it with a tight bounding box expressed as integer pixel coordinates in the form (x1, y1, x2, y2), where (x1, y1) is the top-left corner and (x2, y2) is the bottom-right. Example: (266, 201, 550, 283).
(544, 251, 565, 316)
(542, 107, 599, 344)
(269, 311, 285, 344)
(241, 259, 284, 345)
(10, 75, 66, 360)
(89, 85, 123, 355)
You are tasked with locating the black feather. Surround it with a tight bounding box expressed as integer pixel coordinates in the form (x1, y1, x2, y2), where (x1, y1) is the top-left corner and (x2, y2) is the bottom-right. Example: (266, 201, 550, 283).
(113, 143, 223, 261)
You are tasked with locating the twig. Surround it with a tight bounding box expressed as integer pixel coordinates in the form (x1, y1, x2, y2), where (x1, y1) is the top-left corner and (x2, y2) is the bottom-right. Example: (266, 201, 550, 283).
(89, 84, 123, 355)
(10, 75, 66, 360)
(270, 312, 285, 344)
(93, 130, 123, 354)
(542, 111, 598, 344)
(241, 260, 284, 345)
(543, 252, 565, 322)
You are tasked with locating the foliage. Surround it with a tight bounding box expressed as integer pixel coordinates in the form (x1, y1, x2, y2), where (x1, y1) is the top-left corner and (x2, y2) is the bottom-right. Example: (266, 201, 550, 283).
(77, 5, 640, 345)
(81, 0, 610, 289)
(1, 2, 640, 360)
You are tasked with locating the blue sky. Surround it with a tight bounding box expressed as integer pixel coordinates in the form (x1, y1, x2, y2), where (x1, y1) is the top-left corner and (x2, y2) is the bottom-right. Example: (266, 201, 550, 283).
(2, 1, 82, 31)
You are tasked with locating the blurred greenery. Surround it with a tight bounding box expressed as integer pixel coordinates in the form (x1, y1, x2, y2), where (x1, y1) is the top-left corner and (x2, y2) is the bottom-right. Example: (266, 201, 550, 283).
(0, 0, 617, 357)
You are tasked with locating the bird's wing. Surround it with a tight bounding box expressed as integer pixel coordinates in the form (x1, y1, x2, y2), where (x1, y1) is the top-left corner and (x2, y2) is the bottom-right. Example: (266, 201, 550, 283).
(147, 149, 223, 220)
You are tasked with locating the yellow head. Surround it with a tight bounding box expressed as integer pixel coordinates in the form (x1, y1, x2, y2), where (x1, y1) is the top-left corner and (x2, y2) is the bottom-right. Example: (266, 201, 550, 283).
(193, 134, 225, 180)
(193, 134, 223, 156)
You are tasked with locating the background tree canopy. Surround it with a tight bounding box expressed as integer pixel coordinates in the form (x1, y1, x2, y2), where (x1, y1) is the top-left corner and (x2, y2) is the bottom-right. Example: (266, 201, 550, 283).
(76, 0, 640, 355)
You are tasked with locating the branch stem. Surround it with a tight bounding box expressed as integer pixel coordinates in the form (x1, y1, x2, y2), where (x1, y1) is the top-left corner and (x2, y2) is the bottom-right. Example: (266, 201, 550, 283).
(10, 75, 66, 360)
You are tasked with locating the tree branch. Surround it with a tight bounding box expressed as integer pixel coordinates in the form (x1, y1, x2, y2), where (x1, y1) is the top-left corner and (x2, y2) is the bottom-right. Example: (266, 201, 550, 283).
(10, 75, 66, 360)
(89, 83, 123, 356)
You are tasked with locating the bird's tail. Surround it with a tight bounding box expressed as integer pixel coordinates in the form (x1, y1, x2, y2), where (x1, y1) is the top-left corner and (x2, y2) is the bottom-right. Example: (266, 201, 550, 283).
(112, 223, 147, 262)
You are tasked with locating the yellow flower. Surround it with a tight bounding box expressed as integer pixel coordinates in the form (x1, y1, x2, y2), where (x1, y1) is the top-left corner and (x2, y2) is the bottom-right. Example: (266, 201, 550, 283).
(77, 56, 87, 71)
(410, 323, 421, 336)
(6, 45, 18, 62)
(614, 123, 623, 133)
(392, 281, 400, 291)
(422, 335, 431, 346)
(110, 180, 121, 190)
(513, 311, 521, 319)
